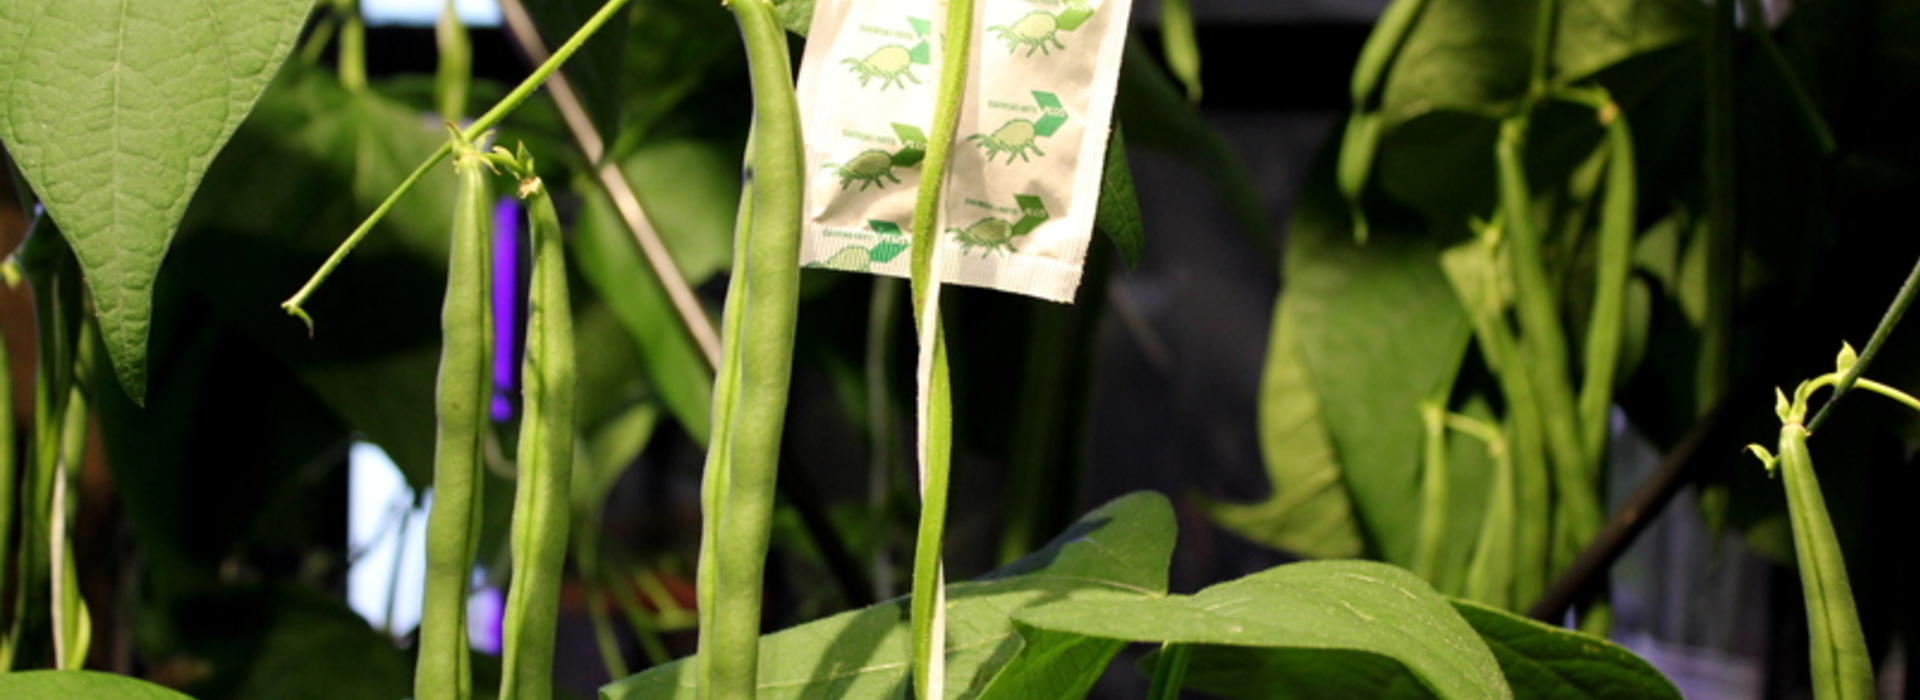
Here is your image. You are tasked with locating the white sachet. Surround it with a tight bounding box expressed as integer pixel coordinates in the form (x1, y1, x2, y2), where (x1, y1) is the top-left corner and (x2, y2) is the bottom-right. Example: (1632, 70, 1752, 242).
(795, 0, 1135, 302)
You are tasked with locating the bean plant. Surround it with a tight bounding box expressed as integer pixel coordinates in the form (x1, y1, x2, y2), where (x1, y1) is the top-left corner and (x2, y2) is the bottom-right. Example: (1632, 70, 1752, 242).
(0, 0, 1915, 698)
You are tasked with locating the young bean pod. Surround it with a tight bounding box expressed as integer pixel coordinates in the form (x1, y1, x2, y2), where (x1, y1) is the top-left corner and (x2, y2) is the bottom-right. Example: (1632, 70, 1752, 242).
(498, 154, 575, 700)
(1775, 423, 1872, 700)
(417, 132, 495, 700)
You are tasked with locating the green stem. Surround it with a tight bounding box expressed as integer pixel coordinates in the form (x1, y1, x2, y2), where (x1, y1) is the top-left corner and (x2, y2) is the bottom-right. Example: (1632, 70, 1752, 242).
(1736, 0, 1836, 155)
(281, 0, 636, 328)
(338, 0, 368, 92)
(1159, 0, 1201, 102)
(605, 568, 674, 667)
(1528, 0, 1556, 97)
(1146, 643, 1192, 700)
(585, 585, 631, 681)
(1454, 414, 1516, 610)
(436, 0, 473, 120)
(1412, 402, 1448, 584)
(906, 0, 974, 696)
(1808, 255, 1920, 432)
(1496, 119, 1601, 573)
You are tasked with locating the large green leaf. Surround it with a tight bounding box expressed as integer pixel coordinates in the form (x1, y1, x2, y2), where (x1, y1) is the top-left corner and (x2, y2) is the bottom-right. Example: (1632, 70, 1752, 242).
(1015, 561, 1510, 700)
(1203, 294, 1366, 559)
(0, 0, 313, 402)
(0, 671, 197, 700)
(1177, 599, 1680, 700)
(1376, 0, 1701, 124)
(1284, 154, 1472, 567)
(599, 492, 1175, 700)
(1452, 599, 1681, 700)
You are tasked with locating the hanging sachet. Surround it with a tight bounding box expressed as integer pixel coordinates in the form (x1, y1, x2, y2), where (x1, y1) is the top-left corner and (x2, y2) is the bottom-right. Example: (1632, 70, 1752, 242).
(794, 0, 1135, 302)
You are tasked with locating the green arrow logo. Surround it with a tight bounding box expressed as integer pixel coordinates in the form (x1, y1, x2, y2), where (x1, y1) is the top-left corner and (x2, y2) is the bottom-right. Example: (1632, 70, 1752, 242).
(1032, 91, 1068, 136)
(908, 18, 933, 64)
(1013, 194, 1051, 237)
(1056, 2, 1096, 31)
(890, 124, 928, 167)
(869, 220, 909, 263)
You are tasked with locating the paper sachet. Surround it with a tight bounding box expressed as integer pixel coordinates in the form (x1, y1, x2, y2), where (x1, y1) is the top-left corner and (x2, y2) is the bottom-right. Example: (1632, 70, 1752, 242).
(794, 0, 1135, 303)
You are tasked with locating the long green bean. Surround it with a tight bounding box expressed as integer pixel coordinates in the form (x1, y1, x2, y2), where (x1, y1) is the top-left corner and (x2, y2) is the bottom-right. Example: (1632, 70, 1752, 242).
(695, 2, 804, 697)
(1495, 119, 1600, 573)
(1412, 402, 1448, 584)
(1576, 105, 1635, 469)
(417, 132, 495, 700)
(497, 153, 576, 700)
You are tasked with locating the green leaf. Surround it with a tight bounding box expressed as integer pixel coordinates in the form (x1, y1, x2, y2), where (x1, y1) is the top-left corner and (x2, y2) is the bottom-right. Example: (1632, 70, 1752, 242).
(1095, 125, 1143, 269)
(1375, 0, 1701, 124)
(773, 0, 817, 36)
(600, 492, 1176, 700)
(1285, 153, 1472, 567)
(1174, 598, 1676, 699)
(0, 0, 314, 402)
(0, 671, 197, 700)
(1451, 599, 1682, 700)
(1203, 292, 1365, 559)
(1015, 561, 1510, 700)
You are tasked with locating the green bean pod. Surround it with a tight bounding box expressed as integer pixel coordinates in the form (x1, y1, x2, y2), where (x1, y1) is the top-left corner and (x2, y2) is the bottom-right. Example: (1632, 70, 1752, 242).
(1495, 119, 1600, 573)
(1777, 424, 1873, 700)
(696, 1, 804, 697)
(1576, 109, 1635, 469)
(499, 174, 575, 700)
(417, 140, 494, 700)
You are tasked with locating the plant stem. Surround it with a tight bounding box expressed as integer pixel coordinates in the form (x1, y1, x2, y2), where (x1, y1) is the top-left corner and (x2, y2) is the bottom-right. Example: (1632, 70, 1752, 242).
(1412, 402, 1449, 584)
(1146, 643, 1192, 700)
(1496, 119, 1601, 574)
(906, 0, 975, 695)
(1808, 254, 1920, 432)
(494, 0, 724, 367)
(338, 0, 368, 92)
(436, 0, 472, 120)
(1528, 0, 1556, 97)
(1736, 0, 1836, 155)
(282, 0, 636, 328)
